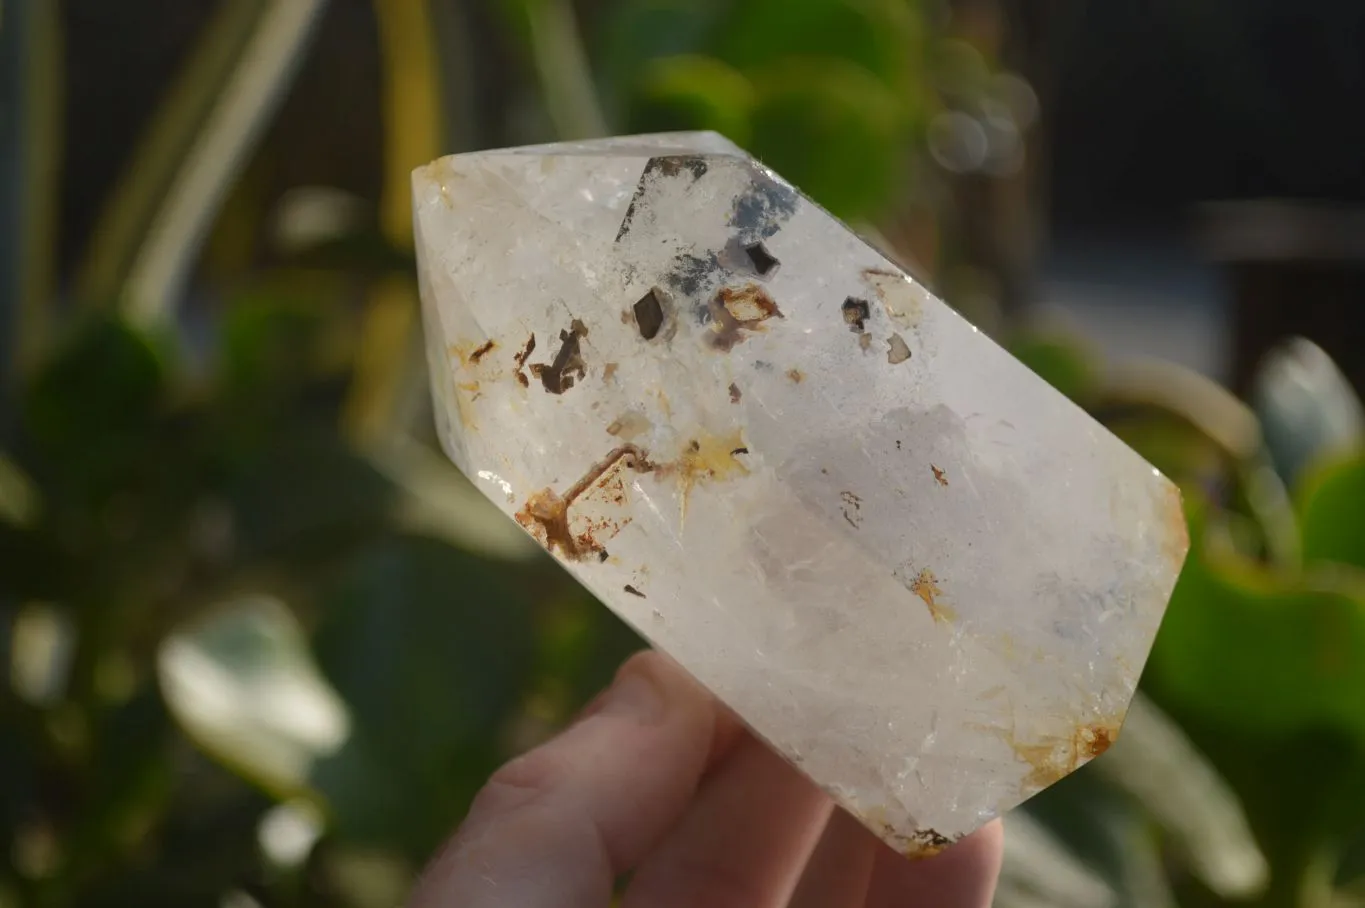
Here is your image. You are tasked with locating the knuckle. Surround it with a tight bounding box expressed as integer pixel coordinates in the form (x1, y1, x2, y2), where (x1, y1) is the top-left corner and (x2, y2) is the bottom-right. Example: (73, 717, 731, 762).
(468, 749, 566, 820)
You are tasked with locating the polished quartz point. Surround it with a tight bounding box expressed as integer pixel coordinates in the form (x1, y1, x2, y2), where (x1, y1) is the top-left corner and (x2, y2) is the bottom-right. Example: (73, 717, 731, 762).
(412, 132, 1188, 856)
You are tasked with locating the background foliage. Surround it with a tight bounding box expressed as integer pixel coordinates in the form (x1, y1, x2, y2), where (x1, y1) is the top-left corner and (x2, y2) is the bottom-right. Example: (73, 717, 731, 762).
(2, 2, 1365, 907)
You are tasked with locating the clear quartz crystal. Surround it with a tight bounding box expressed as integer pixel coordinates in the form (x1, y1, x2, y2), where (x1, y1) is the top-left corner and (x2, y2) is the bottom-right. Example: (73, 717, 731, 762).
(412, 132, 1188, 856)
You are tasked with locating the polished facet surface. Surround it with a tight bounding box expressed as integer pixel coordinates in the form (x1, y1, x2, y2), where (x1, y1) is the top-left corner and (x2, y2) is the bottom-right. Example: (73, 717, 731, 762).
(412, 132, 1187, 855)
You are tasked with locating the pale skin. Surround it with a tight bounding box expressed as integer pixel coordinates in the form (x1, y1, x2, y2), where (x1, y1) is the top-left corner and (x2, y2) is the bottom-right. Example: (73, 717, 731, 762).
(408, 651, 1004, 908)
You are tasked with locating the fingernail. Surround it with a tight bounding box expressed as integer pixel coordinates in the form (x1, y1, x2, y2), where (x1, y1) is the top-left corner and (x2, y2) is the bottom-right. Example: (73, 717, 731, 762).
(585, 660, 666, 724)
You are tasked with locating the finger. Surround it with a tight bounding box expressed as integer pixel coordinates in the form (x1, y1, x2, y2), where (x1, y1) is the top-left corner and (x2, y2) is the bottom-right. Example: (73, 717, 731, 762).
(788, 806, 878, 908)
(865, 819, 1004, 908)
(408, 651, 725, 908)
(704, 702, 746, 770)
(623, 735, 832, 908)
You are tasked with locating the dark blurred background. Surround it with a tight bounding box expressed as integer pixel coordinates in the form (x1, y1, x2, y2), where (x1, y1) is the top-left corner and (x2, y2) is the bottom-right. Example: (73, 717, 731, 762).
(56, 0, 1365, 387)
(4, 1, 1365, 906)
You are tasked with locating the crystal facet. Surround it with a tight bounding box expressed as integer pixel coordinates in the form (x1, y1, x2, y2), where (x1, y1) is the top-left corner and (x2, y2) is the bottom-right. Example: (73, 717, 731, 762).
(412, 132, 1188, 855)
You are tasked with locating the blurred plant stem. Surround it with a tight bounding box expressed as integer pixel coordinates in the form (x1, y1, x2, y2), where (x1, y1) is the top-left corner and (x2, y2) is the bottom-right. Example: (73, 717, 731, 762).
(1252, 839, 1338, 908)
(75, 0, 268, 307)
(0, 7, 61, 887)
(344, 0, 445, 449)
(522, 0, 607, 139)
(344, 276, 423, 446)
(0, 0, 62, 400)
(1093, 695, 1268, 899)
(75, 0, 327, 328)
(373, 0, 443, 248)
(429, 0, 481, 152)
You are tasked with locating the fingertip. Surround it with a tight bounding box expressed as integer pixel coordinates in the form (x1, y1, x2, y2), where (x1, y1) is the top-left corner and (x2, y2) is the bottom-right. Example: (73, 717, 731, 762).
(621, 649, 711, 712)
(949, 818, 1005, 886)
(620, 649, 742, 767)
(970, 818, 1005, 859)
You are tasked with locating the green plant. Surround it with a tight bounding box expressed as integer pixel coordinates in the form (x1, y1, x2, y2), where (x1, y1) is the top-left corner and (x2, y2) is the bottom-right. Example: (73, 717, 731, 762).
(0, 2, 607, 904)
(1007, 331, 1365, 908)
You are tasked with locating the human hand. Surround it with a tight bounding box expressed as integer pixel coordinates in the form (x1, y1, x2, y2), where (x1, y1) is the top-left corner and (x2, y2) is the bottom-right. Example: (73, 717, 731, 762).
(409, 650, 1003, 907)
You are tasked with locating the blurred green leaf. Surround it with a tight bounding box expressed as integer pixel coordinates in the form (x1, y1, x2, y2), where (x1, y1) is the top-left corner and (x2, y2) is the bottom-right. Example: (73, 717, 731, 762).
(1146, 498, 1365, 743)
(595, 0, 726, 117)
(8, 603, 74, 706)
(998, 811, 1117, 908)
(1234, 454, 1303, 571)
(1298, 450, 1365, 572)
(312, 536, 533, 754)
(1022, 768, 1175, 908)
(631, 55, 755, 145)
(15, 343, 210, 606)
(159, 594, 350, 798)
(228, 430, 395, 562)
(746, 59, 906, 218)
(72, 751, 274, 908)
(216, 286, 356, 427)
(22, 317, 165, 458)
(367, 437, 538, 562)
(219, 294, 333, 397)
(314, 843, 414, 908)
(1104, 358, 1262, 460)
(309, 535, 536, 854)
(58, 688, 179, 895)
(710, 0, 921, 93)
(0, 453, 40, 527)
(516, 0, 608, 139)
(1101, 411, 1224, 490)
(1101, 357, 1299, 567)
(1252, 337, 1364, 486)
(1092, 694, 1267, 899)
(1164, 728, 1365, 908)
(1334, 824, 1365, 888)
(534, 593, 643, 719)
(1010, 331, 1101, 407)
